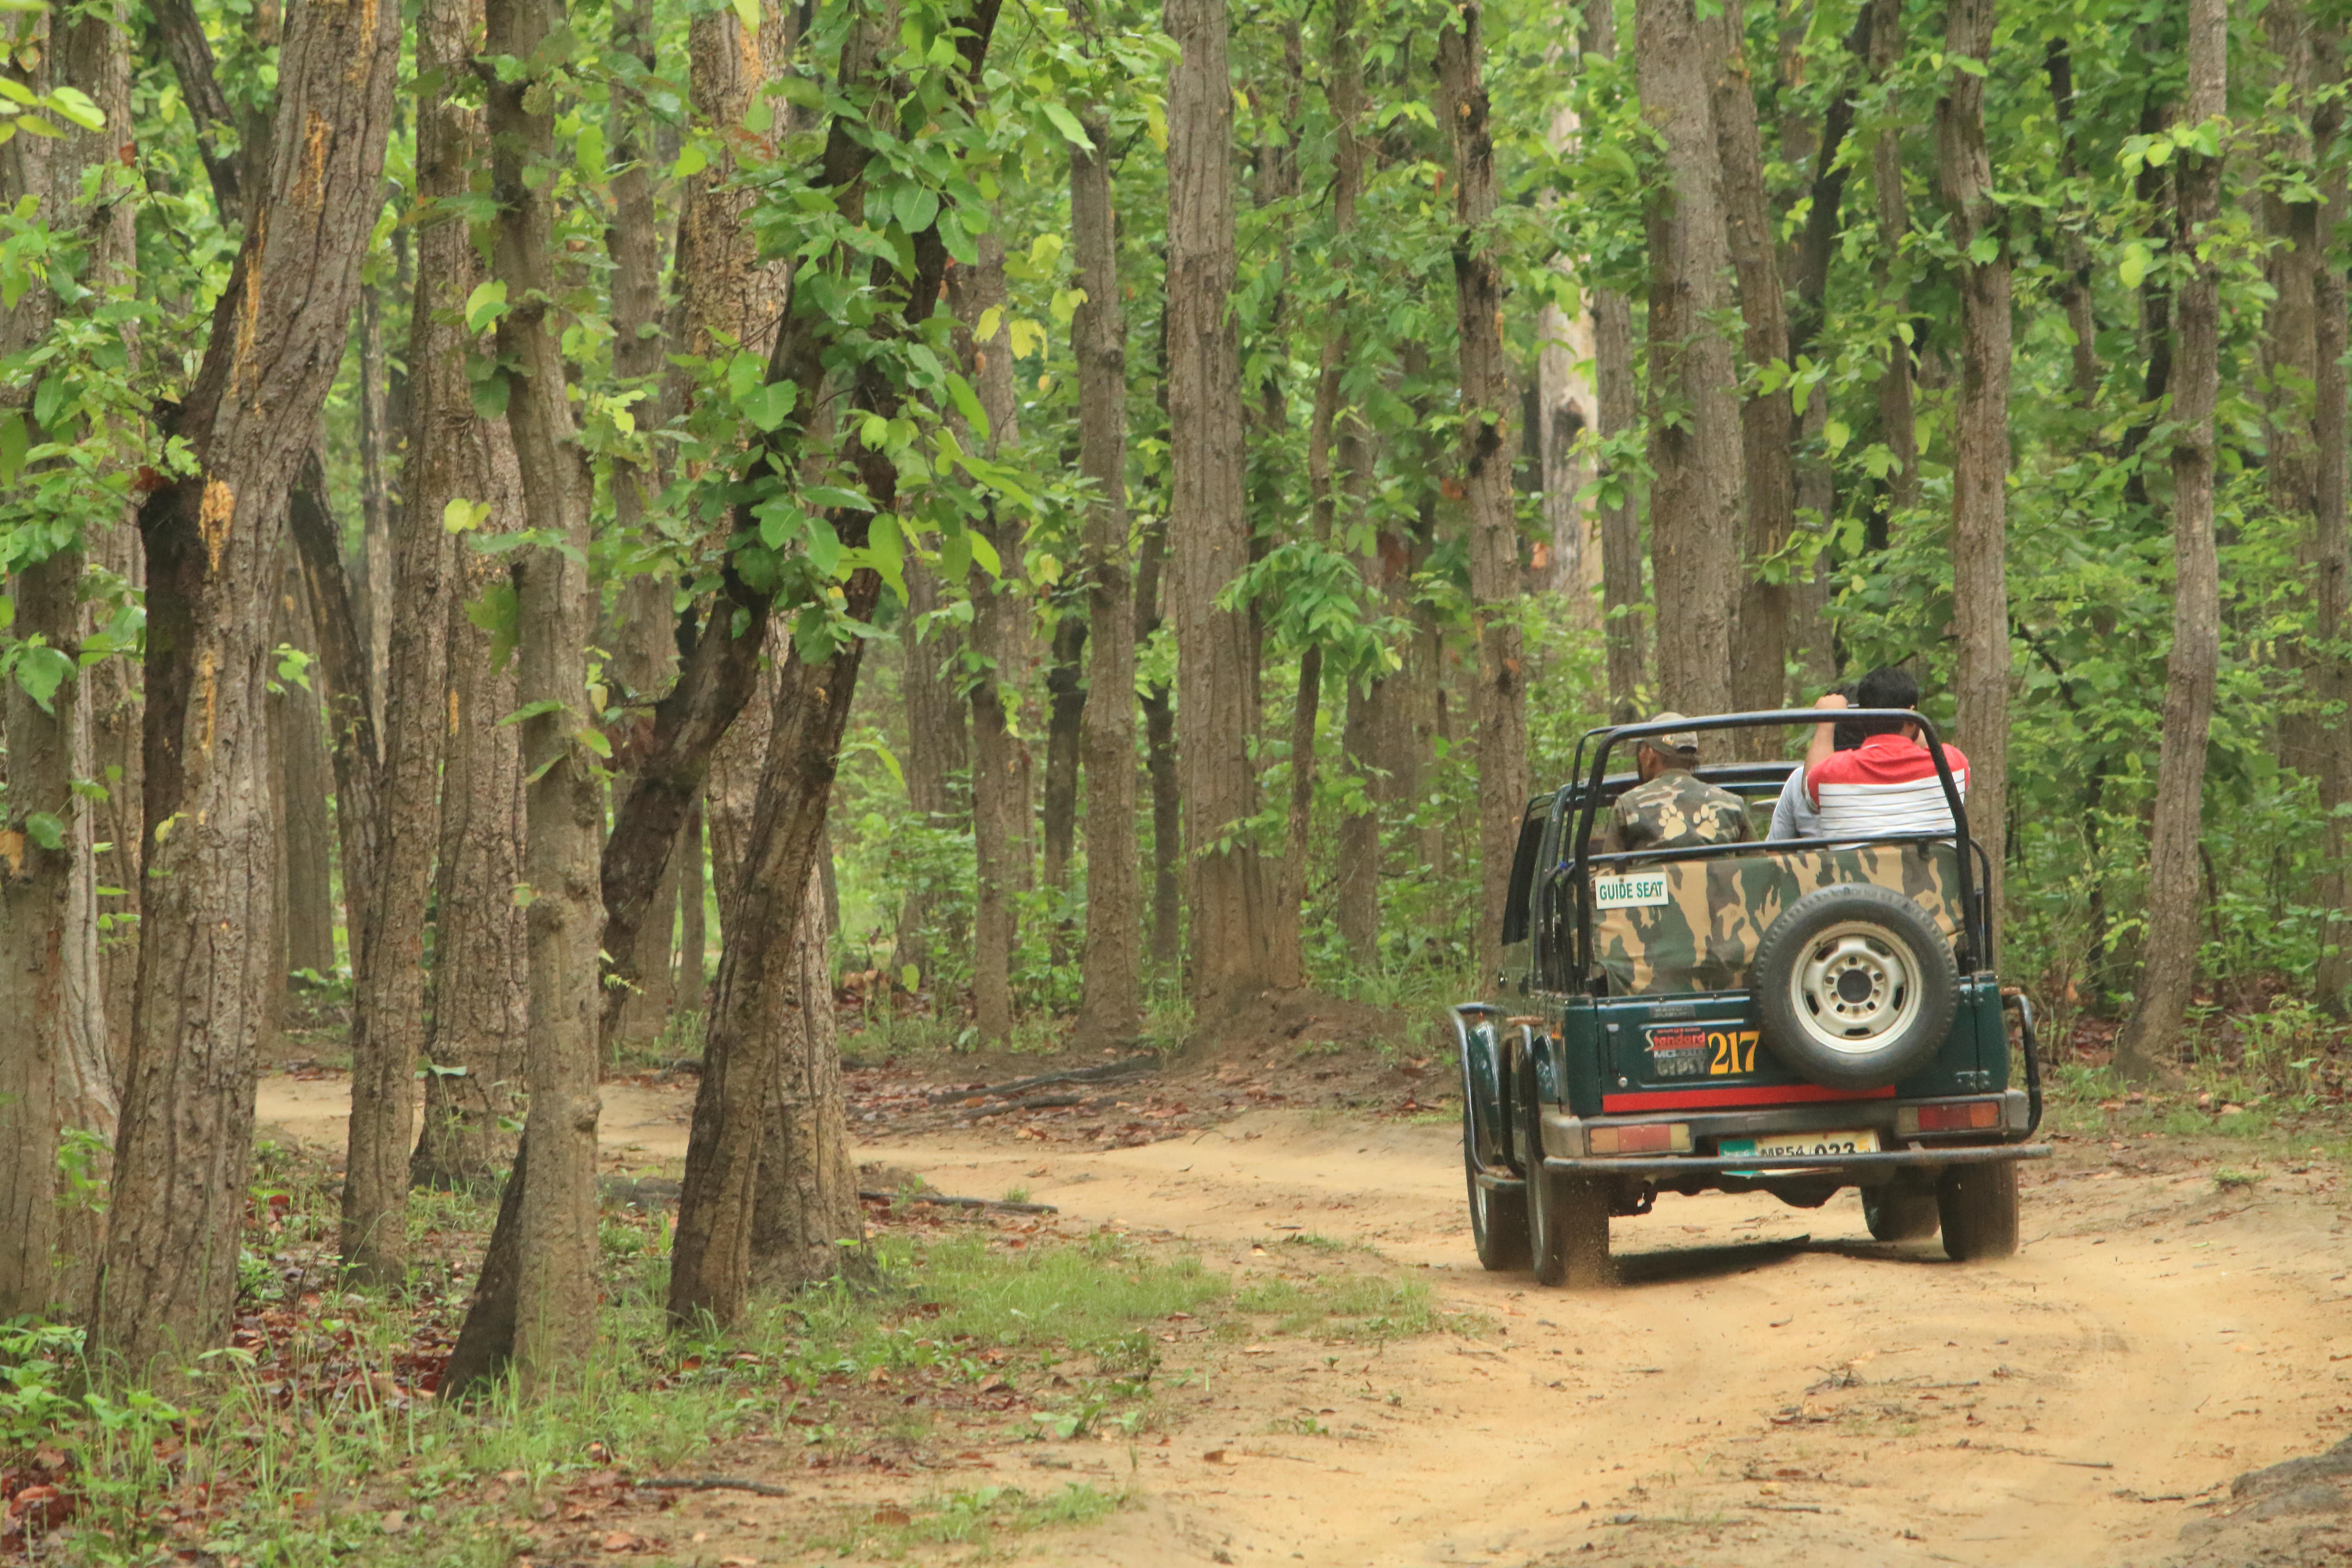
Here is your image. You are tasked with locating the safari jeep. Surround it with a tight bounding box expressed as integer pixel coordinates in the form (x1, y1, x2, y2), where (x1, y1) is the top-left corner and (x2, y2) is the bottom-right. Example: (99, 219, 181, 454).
(1450, 709, 2050, 1287)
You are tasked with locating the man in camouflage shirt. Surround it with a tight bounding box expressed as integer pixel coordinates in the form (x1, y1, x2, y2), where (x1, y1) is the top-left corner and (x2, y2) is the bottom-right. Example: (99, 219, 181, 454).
(1600, 713, 1754, 855)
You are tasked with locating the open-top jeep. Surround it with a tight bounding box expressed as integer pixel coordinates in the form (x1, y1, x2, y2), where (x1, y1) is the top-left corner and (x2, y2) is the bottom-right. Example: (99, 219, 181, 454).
(1450, 709, 2050, 1287)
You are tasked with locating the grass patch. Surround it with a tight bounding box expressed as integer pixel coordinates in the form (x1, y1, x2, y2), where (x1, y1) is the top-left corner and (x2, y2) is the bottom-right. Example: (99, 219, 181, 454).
(1232, 1270, 1459, 1341)
(816, 1482, 1122, 1559)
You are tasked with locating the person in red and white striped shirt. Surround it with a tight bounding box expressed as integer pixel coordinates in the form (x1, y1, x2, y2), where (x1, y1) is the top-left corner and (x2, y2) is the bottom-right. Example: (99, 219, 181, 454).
(1801, 667, 1969, 840)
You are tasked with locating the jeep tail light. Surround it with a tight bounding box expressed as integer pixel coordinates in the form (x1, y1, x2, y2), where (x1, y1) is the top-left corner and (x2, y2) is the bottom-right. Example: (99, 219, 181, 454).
(1897, 1101, 2001, 1135)
(1588, 1123, 1691, 1156)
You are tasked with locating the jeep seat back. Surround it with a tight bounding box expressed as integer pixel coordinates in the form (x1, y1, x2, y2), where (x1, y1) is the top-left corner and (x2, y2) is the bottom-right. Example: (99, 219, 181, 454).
(1590, 841, 1965, 996)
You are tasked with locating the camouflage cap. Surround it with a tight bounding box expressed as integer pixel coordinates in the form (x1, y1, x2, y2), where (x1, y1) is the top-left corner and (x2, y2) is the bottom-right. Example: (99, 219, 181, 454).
(1643, 712, 1701, 756)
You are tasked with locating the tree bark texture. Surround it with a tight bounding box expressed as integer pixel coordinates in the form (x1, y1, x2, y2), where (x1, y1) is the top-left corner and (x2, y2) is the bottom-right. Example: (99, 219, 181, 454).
(957, 230, 1037, 1044)
(1168, 0, 1281, 1019)
(1041, 610, 1087, 967)
(748, 862, 858, 1290)
(1706, 3, 1795, 743)
(287, 457, 382, 968)
(355, 282, 394, 735)
(487, 0, 605, 1390)
(2264, 4, 2328, 786)
(1437, 0, 1527, 985)
(274, 563, 336, 980)
(2116, 0, 2225, 1078)
(1868, 0, 1920, 518)
(1137, 514, 1182, 968)
(1636, 0, 1741, 720)
(1070, 115, 1142, 1046)
(97, 0, 399, 1377)
(1578, 0, 1644, 718)
(415, 509, 532, 1188)
(1936, 0, 2013, 954)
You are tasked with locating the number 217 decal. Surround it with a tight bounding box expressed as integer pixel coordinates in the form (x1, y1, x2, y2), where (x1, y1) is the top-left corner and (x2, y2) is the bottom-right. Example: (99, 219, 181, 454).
(1708, 1030, 1759, 1075)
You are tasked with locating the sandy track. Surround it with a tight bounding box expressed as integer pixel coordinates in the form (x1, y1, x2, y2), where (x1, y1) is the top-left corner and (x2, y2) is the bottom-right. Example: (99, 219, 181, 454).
(867, 1115, 2352, 1568)
(251, 1076, 2352, 1564)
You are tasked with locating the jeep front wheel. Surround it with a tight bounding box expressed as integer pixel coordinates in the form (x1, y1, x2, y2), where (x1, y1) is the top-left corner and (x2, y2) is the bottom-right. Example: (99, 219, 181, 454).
(1938, 1161, 2019, 1261)
(1520, 1050, 1610, 1287)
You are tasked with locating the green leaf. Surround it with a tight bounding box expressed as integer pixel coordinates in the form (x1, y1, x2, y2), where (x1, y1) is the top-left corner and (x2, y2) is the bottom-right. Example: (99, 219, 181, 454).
(466, 280, 509, 334)
(574, 121, 606, 178)
(891, 181, 940, 235)
(803, 483, 873, 513)
(470, 373, 511, 421)
(1950, 53, 1989, 77)
(673, 141, 708, 179)
(740, 380, 797, 432)
(576, 725, 612, 759)
(2118, 243, 2151, 292)
(1822, 417, 1852, 455)
(22, 812, 63, 851)
(731, 0, 757, 29)
(14, 644, 72, 712)
(1965, 234, 1998, 266)
(498, 698, 568, 727)
(46, 86, 102, 131)
(1041, 101, 1095, 150)
(443, 496, 493, 533)
(968, 530, 1002, 580)
(0, 412, 25, 482)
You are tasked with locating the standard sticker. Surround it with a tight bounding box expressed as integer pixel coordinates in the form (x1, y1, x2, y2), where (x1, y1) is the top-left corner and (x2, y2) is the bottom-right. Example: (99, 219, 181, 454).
(1646, 1024, 1708, 1078)
(1592, 872, 1670, 910)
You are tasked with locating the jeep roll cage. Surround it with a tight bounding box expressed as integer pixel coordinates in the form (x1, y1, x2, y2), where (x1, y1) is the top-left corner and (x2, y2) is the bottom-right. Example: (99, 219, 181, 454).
(1547, 708, 1988, 990)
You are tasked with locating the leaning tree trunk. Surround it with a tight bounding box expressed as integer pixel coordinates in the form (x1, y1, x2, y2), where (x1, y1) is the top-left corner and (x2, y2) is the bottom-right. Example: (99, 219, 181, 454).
(1707, 3, 1796, 747)
(487, 0, 605, 1391)
(1636, 0, 1742, 718)
(897, 555, 968, 985)
(1069, 106, 1144, 1048)
(1438, 0, 1527, 985)
(748, 858, 858, 1289)
(1936, 0, 2013, 952)
(1168, 0, 1280, 1019)
(2116, 0, 2225, 1079)
(93, 0, 399, 1378)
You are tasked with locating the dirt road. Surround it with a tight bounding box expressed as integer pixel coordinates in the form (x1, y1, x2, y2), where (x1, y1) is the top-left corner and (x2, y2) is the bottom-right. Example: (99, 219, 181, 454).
(254, 1077, 2352, 1565)
(862, 1112, 2352, 1568)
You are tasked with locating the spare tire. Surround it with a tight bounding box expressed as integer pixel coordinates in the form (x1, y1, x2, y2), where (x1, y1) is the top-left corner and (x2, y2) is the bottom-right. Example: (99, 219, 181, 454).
(1753, 882, 1958, 1091)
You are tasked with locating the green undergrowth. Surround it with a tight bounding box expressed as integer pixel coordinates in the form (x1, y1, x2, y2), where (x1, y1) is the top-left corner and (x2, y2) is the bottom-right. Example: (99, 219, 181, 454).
(2038, 1059, 2352, 1169)
(1, 1166, 1459, 1568)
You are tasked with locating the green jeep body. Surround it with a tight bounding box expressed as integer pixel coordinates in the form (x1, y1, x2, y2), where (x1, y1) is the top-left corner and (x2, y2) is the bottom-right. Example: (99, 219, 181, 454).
(1452, 710, 2050, 1283)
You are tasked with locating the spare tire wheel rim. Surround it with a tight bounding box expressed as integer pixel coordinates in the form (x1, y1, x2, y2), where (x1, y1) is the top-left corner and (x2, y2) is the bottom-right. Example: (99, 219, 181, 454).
(1790, 921, 1922, 1058)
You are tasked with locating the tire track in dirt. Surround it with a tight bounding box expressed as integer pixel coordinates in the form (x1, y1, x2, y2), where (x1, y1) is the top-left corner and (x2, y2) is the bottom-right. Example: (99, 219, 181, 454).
(867, 1113, 2352, 1567)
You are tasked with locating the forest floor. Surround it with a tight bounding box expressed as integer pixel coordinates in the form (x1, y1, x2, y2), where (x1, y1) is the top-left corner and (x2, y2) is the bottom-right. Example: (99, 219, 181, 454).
(214, 1029, 2352, 1568)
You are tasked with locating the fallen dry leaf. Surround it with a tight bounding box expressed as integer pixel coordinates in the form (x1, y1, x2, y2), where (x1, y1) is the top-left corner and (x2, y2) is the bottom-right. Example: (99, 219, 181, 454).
(871, 1507, 912, 1526)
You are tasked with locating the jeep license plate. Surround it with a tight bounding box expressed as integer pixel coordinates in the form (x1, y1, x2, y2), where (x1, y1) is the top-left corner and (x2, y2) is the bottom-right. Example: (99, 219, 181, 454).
(1719, 1130, 1881, 1158)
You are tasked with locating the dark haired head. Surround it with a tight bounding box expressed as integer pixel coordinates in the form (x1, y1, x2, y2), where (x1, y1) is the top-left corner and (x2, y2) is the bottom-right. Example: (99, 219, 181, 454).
(1853, 666, 1919, 738)
(1830, 681, 1867, 751)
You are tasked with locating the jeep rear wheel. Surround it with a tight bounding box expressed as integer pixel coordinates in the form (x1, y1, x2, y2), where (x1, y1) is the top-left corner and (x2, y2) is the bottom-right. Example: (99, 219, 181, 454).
(1862, 1179, 1941, 1242)
(1519, 1050, 1610, 1288)
(1938, 1161, 2019, 1261)
(1754, 883, 1959, 1091)
(1464, 1099, 1530, 1271)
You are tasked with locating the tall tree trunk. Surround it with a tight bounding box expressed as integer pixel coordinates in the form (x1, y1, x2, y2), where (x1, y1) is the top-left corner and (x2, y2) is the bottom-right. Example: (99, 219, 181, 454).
(1868, 0, 1920, 521)
(897, 557, 968, 986)
(961, 231, 1037, 1043)
(1784, 10, 1872, 697)
(1168, 0, 1279, 1019)
(275, 562, 336, 980)
(603, 0, 677, 1057)
(394, 0, 521, 1196)
(94, 0, 399, 1376)
(2266, 4, 2327, 785)
(1937, 0, 2013, 952)
(414, 418, 531, 1188)
(2044, 36, 2102, 407)
(1535, 56, 1598, 620)
(287, 460, 382, 988)
(1040, 610, 1088, 968)
(487, 0, 604, 1390)
(2116, 0, 2225, 1078)
(677, 798, 708, 1005)
(1707, 2, 1795, 743)
(1437, 0, 1527, 983)
(356, 283, 394, 733)
(2313, 24, 2352, 1012)
(1637, 0, 1742, 718)
(1069, 108, 1142, 1045)
(1582, 0, 1643, 718)
(1137, 514, 1182, 968)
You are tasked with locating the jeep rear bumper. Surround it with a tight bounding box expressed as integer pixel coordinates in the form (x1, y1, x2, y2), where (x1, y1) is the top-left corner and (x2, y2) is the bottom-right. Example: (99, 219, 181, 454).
(1535, 1143, 2051, 1176)
(1539, 1088, 2034, 1160)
